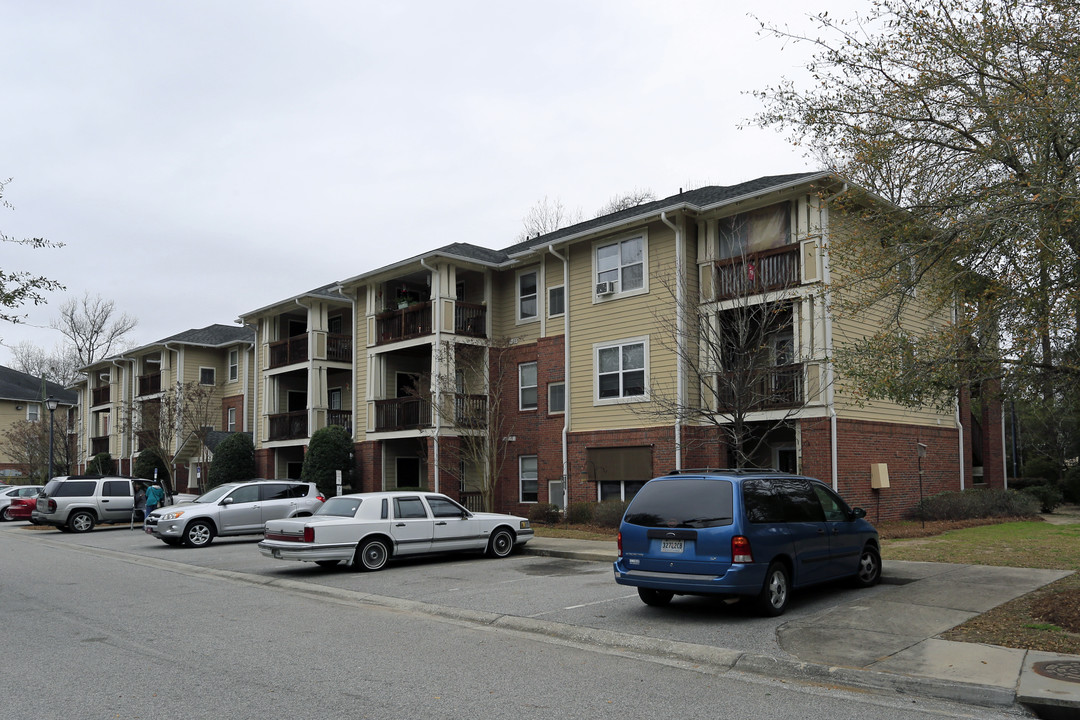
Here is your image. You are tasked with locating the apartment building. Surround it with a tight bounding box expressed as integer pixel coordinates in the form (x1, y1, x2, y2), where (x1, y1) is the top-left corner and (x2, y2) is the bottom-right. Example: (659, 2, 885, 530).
(0, 365, 77, 482)
(235, 171, 1002, 521)
(73, 324, 255, 489)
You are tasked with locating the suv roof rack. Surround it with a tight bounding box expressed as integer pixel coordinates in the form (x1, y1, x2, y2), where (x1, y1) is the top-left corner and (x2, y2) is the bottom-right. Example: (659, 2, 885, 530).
(666, 467, 787, 475)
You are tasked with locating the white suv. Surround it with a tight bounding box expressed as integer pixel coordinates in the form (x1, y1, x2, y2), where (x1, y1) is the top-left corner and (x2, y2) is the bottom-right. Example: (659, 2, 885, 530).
(145, 480, 324, 547)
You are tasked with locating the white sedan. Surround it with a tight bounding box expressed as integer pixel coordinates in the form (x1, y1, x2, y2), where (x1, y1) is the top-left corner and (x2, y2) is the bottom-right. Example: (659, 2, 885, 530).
(258, 491, 533, 570)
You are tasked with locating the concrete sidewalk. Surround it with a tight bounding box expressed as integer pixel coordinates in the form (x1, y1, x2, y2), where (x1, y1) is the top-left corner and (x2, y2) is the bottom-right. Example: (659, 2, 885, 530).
(524, 536, 1080, 718)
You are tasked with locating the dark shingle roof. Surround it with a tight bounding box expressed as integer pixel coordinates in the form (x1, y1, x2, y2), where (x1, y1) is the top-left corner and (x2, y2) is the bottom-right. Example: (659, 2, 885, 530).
(0, 365, 78, 405)
(157, 324, 255, 348)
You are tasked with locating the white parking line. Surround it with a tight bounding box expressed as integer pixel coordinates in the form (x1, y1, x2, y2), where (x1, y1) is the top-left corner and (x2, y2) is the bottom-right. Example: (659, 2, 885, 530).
(528, 593, 638, 617)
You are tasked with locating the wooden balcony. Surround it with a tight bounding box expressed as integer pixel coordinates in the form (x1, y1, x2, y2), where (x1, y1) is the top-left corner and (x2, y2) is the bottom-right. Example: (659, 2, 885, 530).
(454, 302, 487, 337)
(374, 397, 431, 431)
(714, 245, 800, 300)
(327, 409, 353, 434)
(715, 363, 804, 411)
(91, 387, 110, 406)
(454, 394, 487, 428)
(376, 302, 432, 345)
(327, 333, 352, 362)
(138, 373, 161, 396)
(269, 411, 308, 440)
(269, 335, 309, 368)
(91, 436, 109, 456)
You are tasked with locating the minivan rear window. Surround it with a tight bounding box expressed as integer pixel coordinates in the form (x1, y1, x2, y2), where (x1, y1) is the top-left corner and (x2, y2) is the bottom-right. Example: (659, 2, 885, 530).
(622, 478, 734, 528)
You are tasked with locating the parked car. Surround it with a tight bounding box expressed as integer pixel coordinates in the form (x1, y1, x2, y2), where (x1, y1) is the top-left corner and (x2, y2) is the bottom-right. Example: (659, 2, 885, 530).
(258, 491, 534, 570)
(33, 475, 151, 532)
(145, 480, 324, 547)
(613, 469, 881, 616)
(0, 485, 43, 521)
(5, 495, 38, 522)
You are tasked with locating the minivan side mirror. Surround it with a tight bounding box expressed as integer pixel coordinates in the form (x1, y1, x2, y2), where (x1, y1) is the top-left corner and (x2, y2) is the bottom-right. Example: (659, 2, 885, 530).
(851, 507, 867, 519)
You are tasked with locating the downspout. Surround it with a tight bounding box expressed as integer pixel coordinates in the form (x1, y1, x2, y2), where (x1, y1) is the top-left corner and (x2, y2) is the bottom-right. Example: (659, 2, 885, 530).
(660, 212, 683, 470)
(548, 244, 570, 502)
(420, 258, 441, 493)
(819, 199, 840, 491)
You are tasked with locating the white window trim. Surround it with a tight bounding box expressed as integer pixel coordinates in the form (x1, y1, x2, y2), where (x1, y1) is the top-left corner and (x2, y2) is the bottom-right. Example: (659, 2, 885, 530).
(519, 362, 538, 411)
(592, 230, 649, 302)
(228, 350, 239, 382)
(227, 407, 237, 432)
(547, 381, 565, 415)
(519, 455, 538, 504)
(26, 403, 41, 422)
(199, 367, 216, 385)
(547, 285, 565, 317)
(516, 268, 540, 324)
(592, 335, 650, 406)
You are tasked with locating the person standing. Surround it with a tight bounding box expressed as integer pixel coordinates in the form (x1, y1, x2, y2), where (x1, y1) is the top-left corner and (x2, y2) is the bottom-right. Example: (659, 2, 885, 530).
(144, 483, 165, 519)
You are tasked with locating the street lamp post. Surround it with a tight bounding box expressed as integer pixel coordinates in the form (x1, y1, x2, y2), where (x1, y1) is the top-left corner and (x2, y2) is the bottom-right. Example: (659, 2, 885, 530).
(45, 395, 59, 481)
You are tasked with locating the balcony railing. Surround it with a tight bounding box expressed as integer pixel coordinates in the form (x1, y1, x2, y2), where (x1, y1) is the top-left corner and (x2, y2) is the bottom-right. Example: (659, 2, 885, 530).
(454, 394, 487, 428)
(91, 436, 109, 456)
(714, 245, 800, 300)
(269, 335, 309, 368)
(714, 363, 804, 411)
(269, 411, 308, 441)
(454, 302, 487, 337)
(138, 373, 162, 396)
(376, 302, 432, 345)
(327, 409, 353, 434)
(91, 387, 110, 406)
(374, 397, 432, 431)
(327, 333, 352, 362)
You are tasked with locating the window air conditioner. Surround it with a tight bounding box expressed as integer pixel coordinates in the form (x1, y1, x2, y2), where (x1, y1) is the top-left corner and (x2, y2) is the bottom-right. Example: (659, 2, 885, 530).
(595, 281, 615, 295)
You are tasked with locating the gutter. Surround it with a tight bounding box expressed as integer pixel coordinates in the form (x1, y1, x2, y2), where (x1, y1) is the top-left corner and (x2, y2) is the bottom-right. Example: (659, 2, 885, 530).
(660, 212, 683, 470)
(548, 244, 570, 504)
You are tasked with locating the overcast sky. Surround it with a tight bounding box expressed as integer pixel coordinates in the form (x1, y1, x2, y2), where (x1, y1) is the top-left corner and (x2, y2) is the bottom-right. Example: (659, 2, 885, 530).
(1, 0, 863, 366)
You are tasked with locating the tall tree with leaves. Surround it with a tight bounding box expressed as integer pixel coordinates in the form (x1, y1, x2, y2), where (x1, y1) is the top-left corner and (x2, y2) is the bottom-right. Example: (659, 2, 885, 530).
(753, 0, 1080, 407)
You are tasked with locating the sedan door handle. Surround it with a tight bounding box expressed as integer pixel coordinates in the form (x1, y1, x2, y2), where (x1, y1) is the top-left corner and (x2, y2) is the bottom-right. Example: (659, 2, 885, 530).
(435, 521, 447, 526)
(395, 523, 406, 527)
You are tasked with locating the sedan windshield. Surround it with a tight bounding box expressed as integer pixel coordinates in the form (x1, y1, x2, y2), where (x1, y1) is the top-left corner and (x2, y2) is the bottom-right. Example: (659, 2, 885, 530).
(193, 485, 238, 503)
(315, 497, 362, 517)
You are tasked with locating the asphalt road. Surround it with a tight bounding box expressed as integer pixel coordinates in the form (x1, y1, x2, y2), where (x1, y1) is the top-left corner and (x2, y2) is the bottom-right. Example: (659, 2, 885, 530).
(1, 523, 1026, 719)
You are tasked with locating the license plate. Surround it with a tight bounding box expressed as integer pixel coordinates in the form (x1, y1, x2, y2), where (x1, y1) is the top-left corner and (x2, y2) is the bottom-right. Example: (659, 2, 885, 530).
(660, 539, 684, 553)
(144, 526, 153, 534)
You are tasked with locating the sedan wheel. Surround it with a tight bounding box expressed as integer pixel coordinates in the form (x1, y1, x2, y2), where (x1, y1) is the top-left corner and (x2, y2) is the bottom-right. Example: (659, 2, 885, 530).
(183, 521, 215, 548)
(355, 539, 389, 571)
(853, 547, 882, 588)
(1, 507, 13, 522)
(68, 511, 96, 533)
(485, 528, 515, 558)
(756, 561, 790, 617)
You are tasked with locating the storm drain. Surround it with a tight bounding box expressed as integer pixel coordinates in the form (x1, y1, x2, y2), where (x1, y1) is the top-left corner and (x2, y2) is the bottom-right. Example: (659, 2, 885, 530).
(1032, 661, 1080, 684)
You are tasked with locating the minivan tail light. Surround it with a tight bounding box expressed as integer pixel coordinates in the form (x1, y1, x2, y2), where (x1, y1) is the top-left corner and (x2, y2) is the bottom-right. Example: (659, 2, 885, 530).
(303, 526, 315, 543)
(617, 531, 623, 557)
(731, 535, 753, 564)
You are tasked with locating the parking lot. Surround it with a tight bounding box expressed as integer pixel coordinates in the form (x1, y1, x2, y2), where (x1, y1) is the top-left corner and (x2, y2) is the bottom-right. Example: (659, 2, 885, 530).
(6, 521, 897, 659)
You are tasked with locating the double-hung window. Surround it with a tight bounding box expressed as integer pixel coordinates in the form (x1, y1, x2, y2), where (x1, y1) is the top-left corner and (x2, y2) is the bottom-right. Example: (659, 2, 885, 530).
(519, 456, 538, 503)
(519, 362, 538, 411)
(517, 270, 538, 321)
(596, 339, 646, 401)
(596, 235, 644, 295)
(548, 286, 565, 317)
(228, 350, 239, 382)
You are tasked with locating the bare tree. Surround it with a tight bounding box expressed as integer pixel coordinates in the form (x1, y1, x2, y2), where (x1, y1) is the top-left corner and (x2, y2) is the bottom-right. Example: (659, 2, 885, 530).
(0, 178, 65, 325)
(1, 416, 73, 483)
(9, 340, 81, 387)
(52, 292, 137, 368)
(517, 196, 583, 241)
(125, 381, 220, 491)
(594, 188, 656, 217)
(645, 244, 821, 469)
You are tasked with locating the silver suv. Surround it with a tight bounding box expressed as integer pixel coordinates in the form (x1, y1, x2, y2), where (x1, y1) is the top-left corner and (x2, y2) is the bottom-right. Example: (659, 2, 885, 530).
(145, 480, 324, 547)
(34, 475, 153, 532)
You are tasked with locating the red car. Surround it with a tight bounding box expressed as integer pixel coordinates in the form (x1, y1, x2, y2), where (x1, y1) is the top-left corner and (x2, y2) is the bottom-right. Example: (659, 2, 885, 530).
(5, 496, 38, 522)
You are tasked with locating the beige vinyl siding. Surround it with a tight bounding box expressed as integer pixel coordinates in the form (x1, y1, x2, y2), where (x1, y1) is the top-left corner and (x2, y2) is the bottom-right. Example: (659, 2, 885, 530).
(491, 267, 543, 345)
(567, 220, 681, 433)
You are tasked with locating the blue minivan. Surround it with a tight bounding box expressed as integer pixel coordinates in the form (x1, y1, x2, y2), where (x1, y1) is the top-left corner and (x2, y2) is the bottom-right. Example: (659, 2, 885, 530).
(613, 469, 881, 615)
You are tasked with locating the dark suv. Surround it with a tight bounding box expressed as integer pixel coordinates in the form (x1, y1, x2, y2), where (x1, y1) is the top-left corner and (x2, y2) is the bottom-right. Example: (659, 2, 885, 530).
(613, 469, 881, 615)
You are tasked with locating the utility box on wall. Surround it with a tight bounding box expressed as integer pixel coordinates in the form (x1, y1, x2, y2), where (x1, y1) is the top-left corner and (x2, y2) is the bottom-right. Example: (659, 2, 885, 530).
(870, 463, 890, 489)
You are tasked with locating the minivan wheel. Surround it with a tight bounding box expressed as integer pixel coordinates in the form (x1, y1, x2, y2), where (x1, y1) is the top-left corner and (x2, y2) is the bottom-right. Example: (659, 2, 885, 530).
(853, 546, 882, 588)
(68, 511, 96, 533)
(756, 561, 790, 616)
(183, 520, 215, 548)
(638, 587, 674, 607)
(486, 528, 515, 558)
